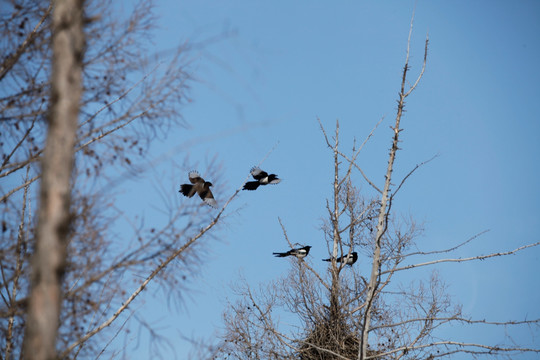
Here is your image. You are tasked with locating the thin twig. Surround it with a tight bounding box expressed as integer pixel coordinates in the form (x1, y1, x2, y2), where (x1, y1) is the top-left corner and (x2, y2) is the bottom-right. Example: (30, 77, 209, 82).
(0, 4, 52, 82)
(391, 154, 438, 200)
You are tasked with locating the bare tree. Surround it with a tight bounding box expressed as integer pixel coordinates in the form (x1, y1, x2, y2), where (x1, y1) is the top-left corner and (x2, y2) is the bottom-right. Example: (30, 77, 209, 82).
(216, 17, 540, 360)
(0, 1, 236, 358)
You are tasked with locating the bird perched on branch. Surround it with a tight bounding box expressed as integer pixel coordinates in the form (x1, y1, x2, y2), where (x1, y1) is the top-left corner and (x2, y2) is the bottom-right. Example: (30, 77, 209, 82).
(322, 251, 358, 265)
(179, 171, 217, 208)
(243, 167, 281, 191)
(273, 245, 312, 259)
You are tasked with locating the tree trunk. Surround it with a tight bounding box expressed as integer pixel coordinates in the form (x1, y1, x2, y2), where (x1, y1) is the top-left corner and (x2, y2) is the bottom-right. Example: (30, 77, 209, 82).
(359, 92, 405, 359)
(22, 1, 84, 359)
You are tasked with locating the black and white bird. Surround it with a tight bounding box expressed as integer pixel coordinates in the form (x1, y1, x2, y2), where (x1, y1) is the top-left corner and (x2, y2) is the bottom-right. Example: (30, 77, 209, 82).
(273, 245, 312, 259)
(179, 171, 217, 208)
(322, 251, 358, 266)
(243, 167, 281, 191)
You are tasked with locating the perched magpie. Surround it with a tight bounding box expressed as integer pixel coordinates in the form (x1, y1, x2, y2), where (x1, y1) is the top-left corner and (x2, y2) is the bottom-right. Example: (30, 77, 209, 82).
(179, 171, 217, 208)
(322, 251, 358, 265)
(243, 167, 281, 191)
(273, 245, 312, 259)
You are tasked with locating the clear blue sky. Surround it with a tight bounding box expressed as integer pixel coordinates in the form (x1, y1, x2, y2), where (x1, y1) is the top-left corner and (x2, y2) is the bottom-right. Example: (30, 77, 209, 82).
(111, 1, 540, 358)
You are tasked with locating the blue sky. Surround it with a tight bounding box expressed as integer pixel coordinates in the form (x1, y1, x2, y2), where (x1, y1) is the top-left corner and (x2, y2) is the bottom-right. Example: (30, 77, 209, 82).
(111, 1, 540, 358)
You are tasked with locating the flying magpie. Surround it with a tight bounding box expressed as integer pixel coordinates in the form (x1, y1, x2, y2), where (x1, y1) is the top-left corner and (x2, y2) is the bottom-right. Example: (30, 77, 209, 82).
(179, 171, 217, 208)
(273, 245, 312, 259)
(243, 167, 281, 191)
(322, 251, 358, 265)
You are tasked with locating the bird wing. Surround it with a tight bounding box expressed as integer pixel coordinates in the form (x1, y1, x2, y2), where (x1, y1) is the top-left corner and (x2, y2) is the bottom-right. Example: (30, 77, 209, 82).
(243, 181, 260, 191)
(198, 186, 217, 208)
(204, 197, 218, 208)
(250, 167, 268, 180)
(179, 184, 196, 198)
(293, 249, 308, 258)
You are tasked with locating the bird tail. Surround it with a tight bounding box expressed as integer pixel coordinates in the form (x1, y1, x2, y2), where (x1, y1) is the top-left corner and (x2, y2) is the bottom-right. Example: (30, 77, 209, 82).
(273, 252, 288, 257)
(243, 181, 261, 191)
(322, 258, 332, 262)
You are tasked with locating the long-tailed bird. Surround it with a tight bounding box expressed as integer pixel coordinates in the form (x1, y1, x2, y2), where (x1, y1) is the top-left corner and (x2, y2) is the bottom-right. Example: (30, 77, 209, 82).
(273, 245, 312, 259)
(322, 251, 358, 266)
(243, 167, 281, 191)
(179, 171, 217, 208)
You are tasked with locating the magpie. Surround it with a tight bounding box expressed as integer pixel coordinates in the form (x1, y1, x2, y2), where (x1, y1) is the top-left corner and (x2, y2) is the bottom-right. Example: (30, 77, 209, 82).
(322, 251, 358, 265)
(273, 245, 312, 259)
(243, 167, 281, 191)
(179, 171, 217, 208)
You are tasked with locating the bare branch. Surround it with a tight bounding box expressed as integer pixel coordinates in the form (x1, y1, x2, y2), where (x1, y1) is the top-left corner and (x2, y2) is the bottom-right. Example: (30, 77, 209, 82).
(0, 5, 52, 82)
(0, 174, 40, 204)
(370, 315, 540, 332)
(396, 230, 490, 259)
(1, 117, 38, 168)
(339, 150, 383, 194)
(404, 33, 429, 98)
(367, 340, 540, 359)
(60, 159, 262, 357)
(391, 153, 439, 200)
(382, 241, 540, 275)
(5, 167, 31, 360)
(337, 116, 385, 194)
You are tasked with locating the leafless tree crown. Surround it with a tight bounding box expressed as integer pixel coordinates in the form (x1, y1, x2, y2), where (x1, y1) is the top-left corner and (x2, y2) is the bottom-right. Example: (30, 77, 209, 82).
(216, 16, 540, 360)
(1, 1, 233, 358)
